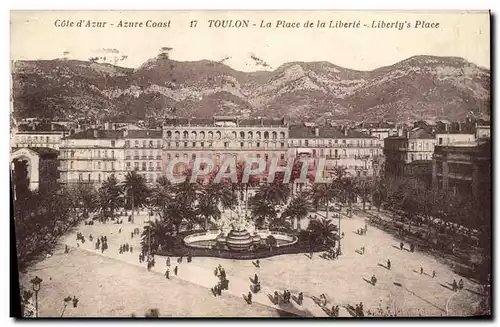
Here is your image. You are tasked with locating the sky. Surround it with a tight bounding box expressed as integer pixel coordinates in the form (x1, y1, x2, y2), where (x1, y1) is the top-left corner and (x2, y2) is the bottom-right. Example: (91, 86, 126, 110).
(10, 10, 490, 72)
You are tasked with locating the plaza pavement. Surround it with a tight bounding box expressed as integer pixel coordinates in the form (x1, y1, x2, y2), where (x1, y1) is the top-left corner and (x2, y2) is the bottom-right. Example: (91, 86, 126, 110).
(22, 209, 485, 317)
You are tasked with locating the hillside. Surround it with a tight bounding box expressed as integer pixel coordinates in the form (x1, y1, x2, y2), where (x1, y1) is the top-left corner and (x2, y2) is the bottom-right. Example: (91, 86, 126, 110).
(11, 55, 491, 122)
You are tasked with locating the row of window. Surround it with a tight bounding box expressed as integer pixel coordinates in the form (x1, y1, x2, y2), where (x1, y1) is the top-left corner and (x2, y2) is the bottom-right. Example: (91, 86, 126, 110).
(165, 153, 286, 161)
(290, 139, 378, 147)
(17, 135, 60, 143)
(64, 161, 116, 171)
(61, 149, 116, 159)
(125, 140, 162, 148)
(71, 172, 161, 183)
(165, 130, 287, 140)
(166, 141, 286, 149)
(125, 150, 162, 159)
(126, 161, 162, 171)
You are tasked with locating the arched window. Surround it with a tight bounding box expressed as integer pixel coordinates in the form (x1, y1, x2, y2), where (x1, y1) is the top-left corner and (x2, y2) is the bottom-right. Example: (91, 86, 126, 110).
(174, 131, 180, 140)
(248, 131, 253, 139)
(215, 131, 221, 139)
(183, 131, 189, 139)
(200, 131, 205, 139)
(272, 131, 277, 139)
(191, 131, 197, 139)
(111, 150, 114, 159)
(240, 131, 245, 139)
(264, 132, 269, 139)
(208, 131, 213, 139)
(280, 132, 285, 139)
(256, 132, 261, 139)
(232, 131, 237, 139)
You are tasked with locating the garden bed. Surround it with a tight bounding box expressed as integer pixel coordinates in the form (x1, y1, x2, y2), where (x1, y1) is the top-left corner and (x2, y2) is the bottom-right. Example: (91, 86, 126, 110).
(154, 230, 329, 260)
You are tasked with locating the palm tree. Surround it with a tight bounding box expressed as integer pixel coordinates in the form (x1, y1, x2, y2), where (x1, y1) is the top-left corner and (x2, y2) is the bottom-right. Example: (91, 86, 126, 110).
(256, 183, 290, 206)
(248, 194, 277, 229)
(122, 171, 150, 219)
(197, 187, 222, 230)
(307, 217, 338, 248)
(354, 178, 373, 211)
(141, 219, 175, 253)
(99, 175, 122, 220)
(74, 183, 98, 218)
(282, 193, 311, 231)
(174, 180, 199, 208)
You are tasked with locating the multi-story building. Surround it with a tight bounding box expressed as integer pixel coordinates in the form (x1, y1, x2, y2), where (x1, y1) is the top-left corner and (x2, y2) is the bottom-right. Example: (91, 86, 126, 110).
(59, 129, 125, 184)
(288, 124, 382, 177)
(354, 121, 398, 147)
(12, 122, 69, 150)
(162, 117, 289, 175)
(432, 139, 491, 202)
(124, 129, 163, 183)
(435, 131, 475, 146)
(384, 128, 436, 179)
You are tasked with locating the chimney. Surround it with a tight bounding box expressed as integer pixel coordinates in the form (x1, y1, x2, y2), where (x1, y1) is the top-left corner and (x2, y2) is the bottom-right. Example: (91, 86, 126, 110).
(93, 130, 98, 138)
(315, 127, 319, 137)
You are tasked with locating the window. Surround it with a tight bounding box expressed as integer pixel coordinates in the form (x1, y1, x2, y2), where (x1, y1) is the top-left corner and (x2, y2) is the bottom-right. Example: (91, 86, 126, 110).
(149, 161, 153, 167)
(167, 154, 171, 160)
(135, 140, 139, 148)
(79, 173, 83, 181)
(335, 140, 338, 144)
(157, 140, 161, 148)
(280, 154, 285, 160)
(256, 142, 260, 148)
(411, 154, 415, 161)
(98, 162, 101, 170)
(192, 142, 196, 147)
(184, 142, 188, 148)
(98, 174, 101, 182)
(134, 162, 139, 170)
(192, 154, 196, 160)
(256, 154, 261, 159)
(201, 142, 204, 148)
(111, 162, 115, 170)
(240, 131, 245, 138)
(280, 142, 284, 148)
(142, 162, 147, 171)
(265, 154, 268, 161)
(149, 141, 154, 148)
(70, 161, 74, 169)
(127, 162, 131, 168)
(125, 140, 130, 148)
(438, 138, 443, 145)
(240, 142, 244, 148)
(176, 142, 179, 148)
(224, 142, 229, 149)
(111, 140, 115, 147)
(305, 140, 309, 147)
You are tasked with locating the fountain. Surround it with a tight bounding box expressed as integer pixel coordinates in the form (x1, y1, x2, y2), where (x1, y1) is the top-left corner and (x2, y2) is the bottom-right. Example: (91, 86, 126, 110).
(183, 201, 298, 254)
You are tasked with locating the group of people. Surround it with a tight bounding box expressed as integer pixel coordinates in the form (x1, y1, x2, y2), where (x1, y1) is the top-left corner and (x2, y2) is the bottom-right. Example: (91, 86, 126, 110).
(354, 302, 364, 317)
(114, 219, 124, 224)
(164, 265, 178, 279)
(76, 232, 86, 244)
(212, 264, 229, 297)
(83, 220, 95, 226)
(130, 228, 140, 239)
(281, 290, 292, 304)
(452, 279, 464, 292)
(325, 247, 341, 260)
(119, 243, 133, 254)
(95, 236, 108, 253)
(330, 305, 340, 317)
(251, 274, 261, 293)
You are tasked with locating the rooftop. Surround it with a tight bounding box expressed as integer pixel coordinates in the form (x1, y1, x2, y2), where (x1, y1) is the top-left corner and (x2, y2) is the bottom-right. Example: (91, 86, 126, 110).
(64, 129, 123, 140)
(125, 130, 162, 139)
(289, 125, 375, 139)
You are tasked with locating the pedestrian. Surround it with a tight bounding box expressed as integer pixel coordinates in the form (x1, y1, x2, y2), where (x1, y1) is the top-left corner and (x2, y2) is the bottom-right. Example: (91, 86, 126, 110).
(387, 259, 391, 270)
(174, 265, 178, 276)
(458, 279, 464, 290)
(119, 228, 121, 233)
(165, 269, 170, 279)
(274, 291, 279, 304)
(371, 274, 377, 285)
(452, 279, 458, 292)
(256, 259, 260, 268)
(254, 274, 258, 284)
(166, 257, 171, 267)
(432, 270, 436, 278)
(247, 291, 252, 304)
(298, 292, 303, 305)
(359, 302, 364, 316)
(420, 267, 423, 275)
(72, 296, 79, 308)
(130, 246, 133, 253)
(400, 241, 404, 250)
(355, 304, 360, 316)
(187, 255, 192, 263)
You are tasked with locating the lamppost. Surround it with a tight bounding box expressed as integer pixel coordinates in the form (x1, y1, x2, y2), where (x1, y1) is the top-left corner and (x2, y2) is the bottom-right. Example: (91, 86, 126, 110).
(30, 276, 42, 318)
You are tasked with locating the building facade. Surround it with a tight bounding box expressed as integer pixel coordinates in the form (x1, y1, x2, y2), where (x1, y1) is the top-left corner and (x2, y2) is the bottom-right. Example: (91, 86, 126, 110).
(288, 124, 382, 177)
(162, 117, 289, 175)
(124, 129, 163, 183)
(11, 147, 60, 194)
(384, 128, 436, 178)
(432, 139, 491, 201)
(12, 123, 69, 150)
(59, 129, 125, 184)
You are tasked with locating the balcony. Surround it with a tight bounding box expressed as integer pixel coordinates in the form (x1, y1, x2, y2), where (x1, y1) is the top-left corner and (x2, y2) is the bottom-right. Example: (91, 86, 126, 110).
(148, 155, 154, 160)
(156, 155, 162, 160)
(125, 156, 131, 160)
(134, 156, 140, 160)
(141, 155, 147, 160)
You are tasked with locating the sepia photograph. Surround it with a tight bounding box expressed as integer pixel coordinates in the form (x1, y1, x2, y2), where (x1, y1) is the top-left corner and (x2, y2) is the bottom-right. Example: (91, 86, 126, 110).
(9, 9, 491, 318)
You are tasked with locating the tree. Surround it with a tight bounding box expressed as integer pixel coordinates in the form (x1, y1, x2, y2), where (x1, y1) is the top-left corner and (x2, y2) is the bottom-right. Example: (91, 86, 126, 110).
(141, 220, 175, 253)
(122, 171, 150, 219)
(71, 183, 98, 218)
(255, 183, 290, 206)
(197, 187, 222, 230)
(354, 178, 373, 211)
(282, 193, 311, 231)
(307, 217, 338, 247)
(98, 175, 122, 220)
(248, 193, 277, 229)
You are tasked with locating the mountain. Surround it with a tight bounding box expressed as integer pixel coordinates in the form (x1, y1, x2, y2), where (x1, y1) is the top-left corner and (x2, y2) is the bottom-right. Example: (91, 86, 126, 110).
(11, 55, 490, 122)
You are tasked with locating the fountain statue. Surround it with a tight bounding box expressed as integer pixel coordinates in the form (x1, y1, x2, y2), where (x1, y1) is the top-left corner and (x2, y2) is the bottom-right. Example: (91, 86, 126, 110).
(219, 202, 258, 251)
